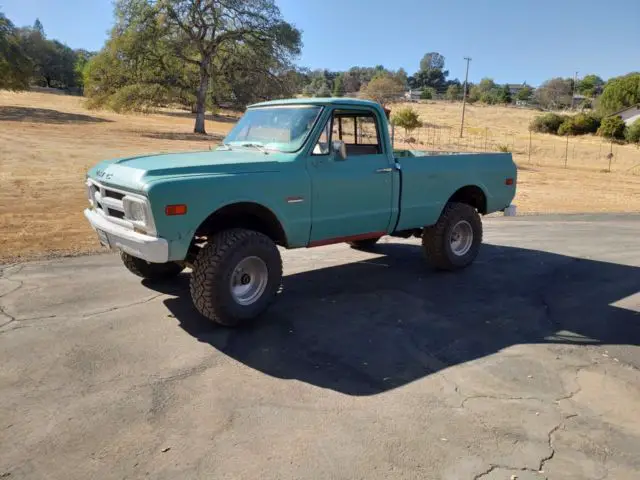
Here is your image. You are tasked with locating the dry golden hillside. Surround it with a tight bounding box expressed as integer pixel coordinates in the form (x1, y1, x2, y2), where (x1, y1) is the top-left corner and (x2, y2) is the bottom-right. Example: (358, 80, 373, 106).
(1, 91, 639, 263)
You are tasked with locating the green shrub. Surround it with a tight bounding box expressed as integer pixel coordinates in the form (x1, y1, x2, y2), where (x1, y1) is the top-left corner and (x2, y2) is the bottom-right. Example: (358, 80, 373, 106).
(557, 113, 600, 136)
(445, 84, 461, 101)
(529, 113, 567, 134)
(597, 116, 626, 140)
(420, 88, 435, 100)
(391, 107, 422, 136)
(480, 91, 499, 105)
(497, 144, 511, 152)
(625, 118, 640, 143)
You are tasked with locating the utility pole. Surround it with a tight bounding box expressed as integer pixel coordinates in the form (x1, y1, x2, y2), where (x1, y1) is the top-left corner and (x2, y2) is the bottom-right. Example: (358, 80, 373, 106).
(571, 71, 578, 110)
(460, 57, 471, 138)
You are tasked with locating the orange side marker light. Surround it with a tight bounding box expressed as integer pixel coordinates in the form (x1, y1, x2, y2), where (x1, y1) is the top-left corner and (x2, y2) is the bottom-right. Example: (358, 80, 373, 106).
(165, 204, 187, 216)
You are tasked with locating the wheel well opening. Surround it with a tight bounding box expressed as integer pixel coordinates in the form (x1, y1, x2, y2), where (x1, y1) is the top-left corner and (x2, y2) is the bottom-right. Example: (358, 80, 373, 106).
(449, 186, 487, 214)
(195, 202, 288, 247)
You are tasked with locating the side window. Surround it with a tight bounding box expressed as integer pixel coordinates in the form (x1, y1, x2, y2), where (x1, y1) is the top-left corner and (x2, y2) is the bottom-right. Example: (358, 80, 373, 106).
(312, 117, 331, 155)
(337, 117, 356, 144)
(332, 111, 382, 156)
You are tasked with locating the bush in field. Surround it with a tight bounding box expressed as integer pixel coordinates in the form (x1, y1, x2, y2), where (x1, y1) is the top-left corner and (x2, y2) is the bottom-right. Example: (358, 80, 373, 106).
(498, 84, 512, 104)
(480, 91, 499, 105)
(516, 85, 533, 102)
(529, 113, 567, 134)
(557, 113, 600, 136)
(625, 118, 640, 144)
(420, 87, 435, 100)
(391, 107, 422, 137)
(597, 116, 626, 140)
(445, 84, 461, 101)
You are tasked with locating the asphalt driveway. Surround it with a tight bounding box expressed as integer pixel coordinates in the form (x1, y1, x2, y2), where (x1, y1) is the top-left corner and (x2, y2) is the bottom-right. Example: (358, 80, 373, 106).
(1, 214, 639, 479)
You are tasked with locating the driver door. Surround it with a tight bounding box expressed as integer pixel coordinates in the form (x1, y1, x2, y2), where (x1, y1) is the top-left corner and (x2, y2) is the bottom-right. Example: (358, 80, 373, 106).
(308, 108, 394, 244)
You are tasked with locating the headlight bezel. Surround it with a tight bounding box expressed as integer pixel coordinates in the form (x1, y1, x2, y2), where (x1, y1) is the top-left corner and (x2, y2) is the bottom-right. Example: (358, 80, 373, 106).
(123, 195, 156, 234)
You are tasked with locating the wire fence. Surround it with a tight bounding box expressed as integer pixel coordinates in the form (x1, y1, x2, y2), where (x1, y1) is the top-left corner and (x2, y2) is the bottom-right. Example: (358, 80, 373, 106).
(391, 124, 640, 175)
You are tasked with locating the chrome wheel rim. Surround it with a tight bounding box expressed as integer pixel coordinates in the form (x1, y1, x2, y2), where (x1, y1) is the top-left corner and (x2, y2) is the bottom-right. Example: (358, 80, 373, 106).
(230, 256, 268, 306)
(449, 220, 473, 256)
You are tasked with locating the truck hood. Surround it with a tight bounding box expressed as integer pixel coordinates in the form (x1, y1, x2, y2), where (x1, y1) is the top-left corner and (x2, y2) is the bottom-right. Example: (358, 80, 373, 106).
(87, 149, 284, 192)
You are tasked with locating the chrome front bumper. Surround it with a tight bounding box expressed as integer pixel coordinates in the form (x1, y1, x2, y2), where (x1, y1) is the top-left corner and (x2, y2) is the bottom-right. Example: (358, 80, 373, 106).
(84, 208, 169, 263)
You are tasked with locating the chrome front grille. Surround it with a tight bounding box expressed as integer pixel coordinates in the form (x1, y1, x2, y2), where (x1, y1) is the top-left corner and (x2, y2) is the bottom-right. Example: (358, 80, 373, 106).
(87, 180, 133, 229)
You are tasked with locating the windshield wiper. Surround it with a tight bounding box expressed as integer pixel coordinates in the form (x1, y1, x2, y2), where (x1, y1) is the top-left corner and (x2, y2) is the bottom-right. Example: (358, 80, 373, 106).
(238, 142, 269, 154)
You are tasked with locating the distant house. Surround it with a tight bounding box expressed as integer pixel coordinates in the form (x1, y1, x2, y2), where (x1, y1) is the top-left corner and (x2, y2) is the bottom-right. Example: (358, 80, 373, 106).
(572, 94, 591, 109)
(507, 83, 531, 98)
(404, 89, 423, 101)
(610, 104, 640, 126)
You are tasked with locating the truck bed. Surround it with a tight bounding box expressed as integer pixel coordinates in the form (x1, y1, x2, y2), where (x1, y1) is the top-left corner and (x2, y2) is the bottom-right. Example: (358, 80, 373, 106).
(393, 150, 517, 230)
(394, 149, 492, 157)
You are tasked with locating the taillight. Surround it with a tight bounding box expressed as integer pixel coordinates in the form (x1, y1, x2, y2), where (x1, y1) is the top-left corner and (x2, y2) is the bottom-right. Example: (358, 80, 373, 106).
(505, 178, 514, 186)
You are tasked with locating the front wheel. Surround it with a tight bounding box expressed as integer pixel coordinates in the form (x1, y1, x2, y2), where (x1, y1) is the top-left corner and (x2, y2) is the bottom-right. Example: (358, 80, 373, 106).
(422, 202, 482, 271)
(121, 252, 184, 280)
(190, 229, 283, 327)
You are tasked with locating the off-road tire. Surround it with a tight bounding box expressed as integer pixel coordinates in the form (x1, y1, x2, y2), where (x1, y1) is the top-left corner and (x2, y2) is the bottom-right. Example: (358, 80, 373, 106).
(190, 229, 282, 327)
(422, 202, 482, 271)
(121, 252, 184, 280)
(348, 237, 382, 250)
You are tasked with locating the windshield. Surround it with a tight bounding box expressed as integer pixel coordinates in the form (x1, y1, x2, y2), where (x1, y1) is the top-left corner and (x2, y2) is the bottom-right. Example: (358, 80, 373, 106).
(222, 106, 323, 153)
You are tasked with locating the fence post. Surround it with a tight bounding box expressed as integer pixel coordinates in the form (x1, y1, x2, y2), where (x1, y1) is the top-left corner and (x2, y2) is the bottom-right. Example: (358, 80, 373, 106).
(564, 135, 569, 168)
(608, 140, 614, 172)
(598, 139, 603, 160)
(528, 131, 532, 163)
(484, 127, 488, 151)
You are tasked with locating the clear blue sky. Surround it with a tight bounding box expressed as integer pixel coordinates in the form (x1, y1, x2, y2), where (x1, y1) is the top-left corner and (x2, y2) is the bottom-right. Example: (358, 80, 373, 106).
(2, 0, 639, 86)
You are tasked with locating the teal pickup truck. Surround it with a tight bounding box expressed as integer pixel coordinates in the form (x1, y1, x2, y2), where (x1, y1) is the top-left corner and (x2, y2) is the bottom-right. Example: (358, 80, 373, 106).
(84, 98, 516, 326)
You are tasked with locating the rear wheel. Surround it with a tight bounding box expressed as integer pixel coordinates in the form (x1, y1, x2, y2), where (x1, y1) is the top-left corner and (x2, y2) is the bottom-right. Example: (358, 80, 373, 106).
(190, 229, 282, 327)
(348, 237, 382, 250)
(422, 202, 482, 271)
(120, 252, 184, 280)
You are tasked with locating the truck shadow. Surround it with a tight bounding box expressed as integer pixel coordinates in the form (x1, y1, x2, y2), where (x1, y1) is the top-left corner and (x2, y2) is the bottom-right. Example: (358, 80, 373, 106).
(149, 242, 640, 396)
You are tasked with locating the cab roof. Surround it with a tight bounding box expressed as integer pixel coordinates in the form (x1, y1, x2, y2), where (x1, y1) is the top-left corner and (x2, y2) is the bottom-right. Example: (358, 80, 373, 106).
(249, 97, 382, 109)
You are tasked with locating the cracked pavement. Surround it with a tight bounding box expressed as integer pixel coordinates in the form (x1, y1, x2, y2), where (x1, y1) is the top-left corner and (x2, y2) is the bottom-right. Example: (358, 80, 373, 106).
(1, 214, 639, 479)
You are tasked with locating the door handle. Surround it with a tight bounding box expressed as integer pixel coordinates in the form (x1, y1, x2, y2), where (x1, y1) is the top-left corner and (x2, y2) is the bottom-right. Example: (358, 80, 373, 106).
(375, 167, 393, 173)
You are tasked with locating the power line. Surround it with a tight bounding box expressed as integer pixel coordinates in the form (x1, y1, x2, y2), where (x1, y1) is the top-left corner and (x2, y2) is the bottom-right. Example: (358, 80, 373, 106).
(460, 57, 472, 138)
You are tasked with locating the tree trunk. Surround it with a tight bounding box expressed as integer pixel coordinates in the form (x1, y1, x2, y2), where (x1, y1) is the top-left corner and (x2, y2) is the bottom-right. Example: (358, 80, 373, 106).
(194, 57, 211, 134)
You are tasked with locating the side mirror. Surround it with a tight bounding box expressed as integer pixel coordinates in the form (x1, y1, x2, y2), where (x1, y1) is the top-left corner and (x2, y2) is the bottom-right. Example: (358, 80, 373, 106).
(331, 140, 347, 161)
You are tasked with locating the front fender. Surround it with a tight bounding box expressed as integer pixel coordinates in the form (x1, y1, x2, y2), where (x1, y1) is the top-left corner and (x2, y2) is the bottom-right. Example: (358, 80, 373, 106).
(145, 170, 311, 261)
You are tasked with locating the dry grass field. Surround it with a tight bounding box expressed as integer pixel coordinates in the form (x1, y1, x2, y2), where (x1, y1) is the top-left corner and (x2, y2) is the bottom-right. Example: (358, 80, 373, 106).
(398, 100, 640, 174)
(1, 91, 639, 263)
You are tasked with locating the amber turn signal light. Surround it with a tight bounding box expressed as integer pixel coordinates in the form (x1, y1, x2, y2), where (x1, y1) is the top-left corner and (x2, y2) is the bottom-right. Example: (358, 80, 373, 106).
(165, 204, 187, 216)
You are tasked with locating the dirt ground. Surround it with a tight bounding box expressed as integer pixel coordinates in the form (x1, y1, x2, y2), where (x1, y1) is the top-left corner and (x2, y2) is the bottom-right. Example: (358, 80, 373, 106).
(1, 91, 639, 263)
